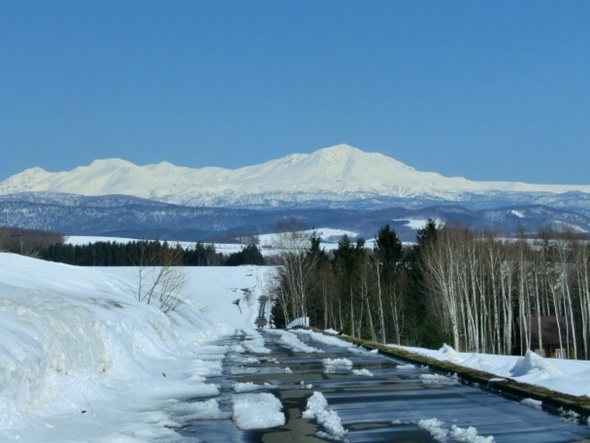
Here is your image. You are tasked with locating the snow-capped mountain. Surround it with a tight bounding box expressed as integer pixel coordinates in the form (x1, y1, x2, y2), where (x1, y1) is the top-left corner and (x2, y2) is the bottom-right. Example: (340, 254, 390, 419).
(2, 144, 589, 207)
(2, 144, 590, 240)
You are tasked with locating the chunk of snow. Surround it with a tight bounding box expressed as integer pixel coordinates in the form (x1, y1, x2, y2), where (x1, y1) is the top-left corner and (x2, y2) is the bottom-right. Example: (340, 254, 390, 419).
(419, 373, 458, 384)
(418, 418, 448, 441)
(520, 398, 543, 410)
(232, 393, 285, 430)
(450, 424, 495, 443)
(322, 357, 353, 373)
(511, 350, 564, 378)
(233, 382, 275, 393)
(352, 368, 374, 377)
(175, 398, 229, 420)
(268, 329, 323, 353)
(419, 419, 494, 443)
(302, 391, 347, 438)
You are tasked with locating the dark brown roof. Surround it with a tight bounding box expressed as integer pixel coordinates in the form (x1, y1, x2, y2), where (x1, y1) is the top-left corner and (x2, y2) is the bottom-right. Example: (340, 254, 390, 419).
(517, 316, 574, 345)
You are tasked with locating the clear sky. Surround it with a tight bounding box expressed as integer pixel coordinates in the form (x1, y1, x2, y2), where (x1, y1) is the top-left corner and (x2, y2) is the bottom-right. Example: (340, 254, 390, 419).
(1, 1, 589, 185)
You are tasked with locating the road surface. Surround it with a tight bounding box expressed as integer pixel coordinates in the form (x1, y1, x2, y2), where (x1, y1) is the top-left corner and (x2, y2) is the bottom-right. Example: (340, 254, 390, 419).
(179, 329, 590, 442)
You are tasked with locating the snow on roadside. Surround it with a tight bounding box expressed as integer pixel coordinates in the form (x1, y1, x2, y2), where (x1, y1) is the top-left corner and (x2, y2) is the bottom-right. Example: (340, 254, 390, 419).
(0, 252, 276, 442)
(267, 329, 324, 353)
(297, 328, 379, 356)
(398, 343, 590, 397)
(418, 418, 495, 443)
(419, 372, 458, 384)
(232, 393, 285, 430)
(297, 328, 358, 348)
(233, 381, 276, 393)
(352, 368, 374, 377)
(323, 357, 353, 373)
(521, 398, 543, 410)
(302, 391, 348, 439)
(241, 329, 272, 354)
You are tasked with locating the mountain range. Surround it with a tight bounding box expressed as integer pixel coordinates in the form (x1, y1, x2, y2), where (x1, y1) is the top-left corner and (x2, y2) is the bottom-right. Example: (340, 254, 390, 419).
(1, 144, 589, 241)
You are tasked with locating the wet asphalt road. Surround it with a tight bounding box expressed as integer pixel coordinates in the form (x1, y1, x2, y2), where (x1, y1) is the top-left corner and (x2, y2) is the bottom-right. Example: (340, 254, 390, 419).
(179, 330, 590, 442)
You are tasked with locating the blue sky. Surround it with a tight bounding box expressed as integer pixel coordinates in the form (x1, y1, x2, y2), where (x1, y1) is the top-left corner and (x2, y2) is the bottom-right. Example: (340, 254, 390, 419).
(1, 1, 589, 184)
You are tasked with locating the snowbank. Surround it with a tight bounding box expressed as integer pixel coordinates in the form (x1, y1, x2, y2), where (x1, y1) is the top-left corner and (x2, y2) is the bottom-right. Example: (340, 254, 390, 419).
(400, 343, 590, 397)
(0, 253, 276, 442)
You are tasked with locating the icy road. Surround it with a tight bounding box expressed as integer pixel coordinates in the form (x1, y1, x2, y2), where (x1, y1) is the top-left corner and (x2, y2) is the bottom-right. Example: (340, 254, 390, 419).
(178, 328, 590, 443)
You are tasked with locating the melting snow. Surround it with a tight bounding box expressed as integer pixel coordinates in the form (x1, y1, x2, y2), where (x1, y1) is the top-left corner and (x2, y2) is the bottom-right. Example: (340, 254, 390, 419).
(231, 393, 285, 430)
(302, 391, 348, 438)
(2, 252, 590, 441)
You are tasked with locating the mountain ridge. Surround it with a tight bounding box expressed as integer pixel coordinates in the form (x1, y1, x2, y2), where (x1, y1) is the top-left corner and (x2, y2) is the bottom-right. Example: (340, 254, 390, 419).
(2, 144, 589, 208)
(1, 191, 589, 242)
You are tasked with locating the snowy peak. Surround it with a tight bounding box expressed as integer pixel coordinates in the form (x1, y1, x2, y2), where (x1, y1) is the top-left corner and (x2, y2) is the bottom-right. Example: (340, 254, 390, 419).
(302, 145, 414, 180)
(1, 144, 589, 207)
(311, 144, 415, 173)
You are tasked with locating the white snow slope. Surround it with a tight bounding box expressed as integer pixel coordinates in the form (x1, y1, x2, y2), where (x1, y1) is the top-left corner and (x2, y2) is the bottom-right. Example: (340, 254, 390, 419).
(1, 144, 588, 206)
(2, 252, 590, 441)
(0, 252, 276, 442)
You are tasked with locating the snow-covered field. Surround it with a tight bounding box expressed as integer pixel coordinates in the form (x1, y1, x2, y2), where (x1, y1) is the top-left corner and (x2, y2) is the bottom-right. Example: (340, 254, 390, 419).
(64, 228, 378, 256)
(2, 252, 590, 441)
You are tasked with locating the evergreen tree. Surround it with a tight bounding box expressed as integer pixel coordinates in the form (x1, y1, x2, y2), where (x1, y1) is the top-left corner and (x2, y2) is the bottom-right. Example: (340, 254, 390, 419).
(225, 244, 265, 266)
(373, 224, 405, 343)
(407, 219, 445, 347)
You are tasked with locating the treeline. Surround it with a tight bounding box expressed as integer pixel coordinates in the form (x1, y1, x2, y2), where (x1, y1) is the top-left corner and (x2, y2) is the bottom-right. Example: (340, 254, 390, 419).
(422, 226, 590, 359)
(271, 223, 439, 347)
(271, 221, 590, 359)
(0, 227, 64, 255)
(0, 224, 267, 266)
(39, 240, 265, 267)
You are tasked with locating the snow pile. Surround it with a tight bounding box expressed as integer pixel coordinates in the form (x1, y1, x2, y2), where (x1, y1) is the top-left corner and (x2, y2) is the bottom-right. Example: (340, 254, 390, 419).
(302, 391, 348, 439)
(396, 363, 417, 369)
(352, 368, 374, 377)
(322, 357, 353, 373)
(232, 393, 285, 430)
(521, 398, 543, 410)
(400, 343, 590, 397)
(0, 253, 276, 441)
(302, 328, 365, 350)
(419, 373, 458, 384)
(560, 408, 581, 424)
(170, 398, 229, 421)
(418, 418, 495, 443)
(299, 380, 314, 389)
(450, 424, 495, 443)
(241, 329, 272, 354)
(510, 350, 564, 378)
(438, 343, 468, 364)
(418, 418, 449, 441)
(233, 381, 276, 393)
(269, 329, 324, 353)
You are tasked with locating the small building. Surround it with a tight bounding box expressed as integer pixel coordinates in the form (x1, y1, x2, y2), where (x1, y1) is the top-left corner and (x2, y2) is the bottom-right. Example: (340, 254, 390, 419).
(517, 316, 575, 359)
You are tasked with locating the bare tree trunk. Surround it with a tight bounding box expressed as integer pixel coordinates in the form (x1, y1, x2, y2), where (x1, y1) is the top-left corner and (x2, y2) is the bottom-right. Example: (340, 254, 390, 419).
(375, 260, 387, 344)
(582, 253, 590, 359)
